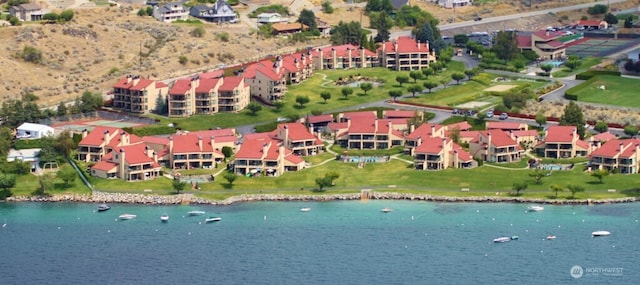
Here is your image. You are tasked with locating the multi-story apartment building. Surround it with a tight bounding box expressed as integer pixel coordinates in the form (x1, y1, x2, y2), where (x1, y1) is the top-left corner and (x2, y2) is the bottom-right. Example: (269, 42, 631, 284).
(588, 139, 640, 174)
(91, 144, 162, 181)
(154, 2, 189, 23)
(404, 123, 446, 155)
(311, 44, 378, 70)
(77, 127, 144, 163)
(233, 138, 305, 177)
(112, 75, 168, 114)
(378, 36, 437, 71)
(168, 75, 249, 117)
(414, 137, 476, 170)
(469, 130, 523, 163)
(275, 123, 323, 156)
(534, 126, 590, 158)
(167, 134, 225, 170)
(241, 60, 287, 102)
(280, 51, 314, 84)
(330, 116, 404, 150)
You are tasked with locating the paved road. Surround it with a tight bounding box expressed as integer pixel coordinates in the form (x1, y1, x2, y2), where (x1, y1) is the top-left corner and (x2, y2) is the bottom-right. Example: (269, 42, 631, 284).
(390, 0, 629, 39)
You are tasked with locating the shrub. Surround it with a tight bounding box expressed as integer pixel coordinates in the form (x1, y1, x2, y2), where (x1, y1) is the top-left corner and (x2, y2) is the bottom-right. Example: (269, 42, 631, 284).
(215, 32, 229, 42)
(20, 46, 43, 63)
(178, 56, 188, 65)
(190, 27, 205, 38)
(575, 70, 621, 80)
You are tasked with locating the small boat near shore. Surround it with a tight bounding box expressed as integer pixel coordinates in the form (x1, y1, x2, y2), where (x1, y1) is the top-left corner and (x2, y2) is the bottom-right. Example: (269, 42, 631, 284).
(527, 205, 544, 212)
(493, 237, 511, 243)
(546, 235, 557, 240)
(118, 214, 137, 220)
(188, 210, 206, 216)
(97, 204, 111, 212)
(592, 230, 610, 237)
(160, 214, 169, 222)
(381, 208, 393, 213)
(205, 217, 221, 223)
(300, 207, 311, 212)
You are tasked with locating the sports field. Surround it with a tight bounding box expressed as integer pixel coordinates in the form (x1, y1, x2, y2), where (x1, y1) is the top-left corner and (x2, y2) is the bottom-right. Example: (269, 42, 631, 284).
(566, 38, 639, 57)
(571, 75, 640, 108)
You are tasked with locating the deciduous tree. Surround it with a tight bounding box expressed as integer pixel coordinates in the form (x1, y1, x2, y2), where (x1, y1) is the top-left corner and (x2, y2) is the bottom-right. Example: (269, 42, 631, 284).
(320, 91, 331, 102)
(295, 95, 310, 107)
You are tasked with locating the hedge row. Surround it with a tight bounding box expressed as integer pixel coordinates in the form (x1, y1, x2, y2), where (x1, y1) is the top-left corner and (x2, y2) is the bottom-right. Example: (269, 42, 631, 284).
(575, 70, 621, 80)
(564, 77, 597, 100)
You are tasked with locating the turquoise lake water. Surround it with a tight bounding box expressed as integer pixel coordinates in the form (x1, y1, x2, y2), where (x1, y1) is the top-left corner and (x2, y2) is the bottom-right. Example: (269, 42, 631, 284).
(1, 201, 639, 284)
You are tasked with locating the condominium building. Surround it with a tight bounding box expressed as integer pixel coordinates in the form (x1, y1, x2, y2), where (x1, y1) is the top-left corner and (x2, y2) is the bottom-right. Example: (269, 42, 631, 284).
(233, 138, 305, 177)
(588, 139, 640, 174)
(112, 75, 169, 114)
(330, 116, 404, 150)
(378, 36, 437, 71)
(168, 75, 249, 117)
(414, 137, 476, 170)
(275, 123, 323, 156)
(469, 130, 523, 163)
(534, 126, 590, 158)
(311, 44, 378, 70)
(241, 60, 287, 102)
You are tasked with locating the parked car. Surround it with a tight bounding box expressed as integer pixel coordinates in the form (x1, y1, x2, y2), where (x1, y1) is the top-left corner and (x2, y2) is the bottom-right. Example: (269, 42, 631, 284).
(486, 111, 494, 118)
(466, 110, 475, 116)
(452, 109, 460, 114)
(499, 113, 509, 120)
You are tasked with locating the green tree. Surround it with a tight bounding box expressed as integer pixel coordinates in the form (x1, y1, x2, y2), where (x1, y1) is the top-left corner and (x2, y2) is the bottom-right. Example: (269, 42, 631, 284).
(407, 84, 422, 97)
(359, 83, 373, 95)
(137, 8, 147, 16)
(221, 146, 234, 160)
(322, 1, 334, 14)
(395, 75, 409, 86)
(56, 165, 77, 187)
(535, 111, 547, 127)
(146, 6, 153, 16)
(43, 13, 59, 22)
(59, 10, 74, 22)
(8, 15, 20, 26)
(341, 87, 353, 99)
(491, 31, 519, 63)
(320, 91, 331, 102)
(564, 55, 581, 71)
(624, 16, 633, 28)
(0, 127, 13, 158)
(55, 130, 76, 157)
(330, 21, 363, 45)
(36, 172, 55, 196)
(550, 184, 564, 198)
(273, 101, 285, 112)
(451, 72, 465, 84)
(297, 9, 317, 31)
(567, 184, 585, 199)
(295, 95, 310, 107)
(423, 81, 438, 93)
(512, 182, 528, 196)
(190, 26, 206, 38)
(0, 174, 16, 199)
(57, 101, 68, 117)
(454, 34, 469, 46)
(594, 121, 608, 133)
(409, 70, 422, 82)
(591, 169, 609, 183)
(431, 61, 444, 73)
(172, 178, 187, 194)
(464, 69, 477, 80)
(223, 172, 237, 186)
(603, 13, 618, 24)
(422, 67, 434, 79)
(540, 63, 553, 74)
(529, 169, 548, 185)
(624, 125, 639, 137)
(155, 93, 167, 115)
(389, 90, 403, 101)
(247, 102, 262, 115)
(559, 101, 586, 139)
(20, 46, 43, 63)
(440, 77, 450, 89)
(587, 4, 608, 15)
(372, 11, 392, 42)
(178, 56, 188, 65)
(315, 176, 332, 191)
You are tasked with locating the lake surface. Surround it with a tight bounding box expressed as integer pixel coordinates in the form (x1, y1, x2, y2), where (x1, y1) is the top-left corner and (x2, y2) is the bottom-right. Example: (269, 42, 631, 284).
(1, 201, 638, 284)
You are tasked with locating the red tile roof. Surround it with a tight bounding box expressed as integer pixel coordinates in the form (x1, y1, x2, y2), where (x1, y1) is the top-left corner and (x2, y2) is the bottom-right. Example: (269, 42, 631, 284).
(189, 128, 236, 138)
(219, 76, 244, 91)
(79, 126, 142, 148)
(116, 144, 157, 165)
(170, 134, 223, 154)
(547, 40, 564, 48)
(156, 82, 168, 88)
(446, 121, 472, 131)
(236, 139, 286, 160)
(486, 121, 525, 131)
(545, 126, 576, 143)
(242, 61, 282, 81)
(578, 20, 604, 26)
(169, 78, 192, 95)
(452, 146, 474, 162)
(512, 130, 539, 138)
(327, 122, 349, 131)
(480, 130, 518, 148)
(242, 131, 276, 141)
(377, 36, 431, 54)
(141, 135, 170, 145)
(279, 123, 317, 141)
(384, 110, 416, 119)
(308, 114, 334, 124)
(312, 44, 377, 59)
(113, 76, 154, 91)
(92, 161, 117, 172)
(517, 35, 532, 48)
(414, 137, 450, 154)
(195, 78, 221, 93)
(406, 123, 444, 140)
(342, 111, 377, 120)
(532, 30, 565, 40)
(592, 132, 616, 142)
(285, 154, 305, 164)
(200, 70, 224, 79)
(272, 22, 307, 32)
(348, 118, 391, 134)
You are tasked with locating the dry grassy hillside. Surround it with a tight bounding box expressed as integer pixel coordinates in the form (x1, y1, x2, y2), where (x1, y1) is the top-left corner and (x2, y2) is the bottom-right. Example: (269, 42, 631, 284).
(0, 5, 326, 107)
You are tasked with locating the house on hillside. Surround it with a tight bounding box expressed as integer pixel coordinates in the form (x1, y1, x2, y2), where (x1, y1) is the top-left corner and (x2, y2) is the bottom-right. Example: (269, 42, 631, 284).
(272, 23, 307, 35)
(7, 148, 41, 173)
(404, 123, 446, 155)
(378, 36, 437, 71)
(190, 0, 238, 23)
(16, 123, 54, 139)
(9, 3, 45, 21)
(154, 2, 189, 23)
(329, 115, 405, 150)
(469, 130, 524, 163)
(413, 137, 476, 170)
(241, 59, 287, 102)
(438, 0, 473, 9)
(316, 17, 331, 36)
(112, 75, 169, 114)
(257, 13, 286, 24)
(233, 138, 306, 177)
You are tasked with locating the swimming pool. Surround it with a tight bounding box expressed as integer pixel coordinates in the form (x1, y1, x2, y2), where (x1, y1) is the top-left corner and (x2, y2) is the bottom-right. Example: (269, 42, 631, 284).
(343, 156, 388, 163)
(538, 164, 563, 171)
(543, 60, 564, 67)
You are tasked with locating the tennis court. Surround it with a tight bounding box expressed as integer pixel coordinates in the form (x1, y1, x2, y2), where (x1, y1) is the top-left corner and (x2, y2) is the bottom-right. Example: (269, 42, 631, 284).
(566, 38, 639, 57)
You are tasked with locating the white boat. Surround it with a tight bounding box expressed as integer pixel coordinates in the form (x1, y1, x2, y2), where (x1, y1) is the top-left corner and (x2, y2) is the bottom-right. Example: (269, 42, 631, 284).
(381, 208, 393, 213)
(205, 217, 222, 223)
(160, 214, 169, 222)
(188, 210, 206, 216)
(493, 237, 511, 243)
(97, 204, 111, 212)
(592, 230, 611, 237)
(300, 207, 311, 212)
(546, 235, 557, 240)
(527, 205, 544, 212)
(118, 214, 137, 220)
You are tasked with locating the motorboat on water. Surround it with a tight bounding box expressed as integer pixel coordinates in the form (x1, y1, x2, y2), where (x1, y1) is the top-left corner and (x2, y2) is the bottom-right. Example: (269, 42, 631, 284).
(527, 205, 544, 212)
(160, 214, 169, 222)
(510, 236, 519, 240)
(592, 230, 610, 237)
(188, 210, 206, 216)
(205, 217, 222, 223)
(493, 237, 511, 243)
(381, 208, 393, 213)
(97, 204, 111, 212)
(118, 214, 137, 220)
(546, 235, 557, 240)
(300, 207, 311, 212)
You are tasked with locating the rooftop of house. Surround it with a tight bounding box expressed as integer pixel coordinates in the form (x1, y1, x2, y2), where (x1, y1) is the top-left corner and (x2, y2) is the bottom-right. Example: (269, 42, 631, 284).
(589, 139, 640, 158)
(278, 123, 318, 141)
(486, 121, 527, 131)
(170, 134, 224, 155)
(383, 110, 416, 119)
(113, 76, 155, 91)
(78, 126, 143, 148)
(545, 126, 577, 143)
(378, 36, 431, 54)
(308, 114, 334, 124)
(312, 44, 377, 59)
(405, 123, 444, 140)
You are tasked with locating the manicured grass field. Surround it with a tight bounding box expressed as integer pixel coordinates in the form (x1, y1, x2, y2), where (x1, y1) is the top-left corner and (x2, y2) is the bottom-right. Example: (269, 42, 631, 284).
(551, 57, 601, 78)
(571, 75, 640, 107)
(88, 159, 640, 201)
(146, 62, 466, 131)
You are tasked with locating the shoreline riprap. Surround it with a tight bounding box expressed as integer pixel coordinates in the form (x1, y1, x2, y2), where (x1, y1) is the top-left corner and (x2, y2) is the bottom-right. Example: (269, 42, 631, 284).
(2, 191, 637, 206)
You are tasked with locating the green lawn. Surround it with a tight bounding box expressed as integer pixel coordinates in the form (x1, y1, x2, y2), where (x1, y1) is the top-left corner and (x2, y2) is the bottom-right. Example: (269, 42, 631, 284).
(571, 75, 640, 107)
(11, 173, 91, 197)
(145, 62, 466, 131)
(551, 57, 601, 78)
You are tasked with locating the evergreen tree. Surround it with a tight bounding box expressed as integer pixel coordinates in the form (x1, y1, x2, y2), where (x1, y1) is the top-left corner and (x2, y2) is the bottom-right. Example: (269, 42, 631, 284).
(297, 9, 317, 32)
(57, 101, 68, 117)
(491, 31, 518, 63)
(559, 101, 586, 139)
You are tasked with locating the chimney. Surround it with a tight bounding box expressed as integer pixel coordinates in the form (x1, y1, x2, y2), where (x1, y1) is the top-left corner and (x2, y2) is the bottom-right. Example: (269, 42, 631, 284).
(487, 132, 492, 148)
(388, 120, 392, 135)
(278, 143, 285, 160)
(119, 148, 125, 179)
(103, 130, 110, 145)
(374, 119, 378, 131)
(125, 74, 132, 84)
(453, 149, 458, 169)
(431, 124, 436, 138)
(442, 138, 447, 153)
(169, 136, 174, 153)
(283, 125, 289, 146)
(418, 40, 420, 49)
(198, 136, 203, 151)
(120, 131, 128, 146)
(210, 136, 215, 150)
(331, 47, 337, 69)
(318, 48, 324, 70)
(360, 46, 365, 68)
(417, 135, 422, 147)
(153, 151, 157, 162)
(132, 75, 140, 86)
(190, 76, 200, 93)
(393, 41, 398, 52)
(146, 146, 153, 158)
(619, 143, 624, 155)
(382, 41, 386, 53)
(262, 142, 269, 159)
(82, 129, 88, 138)
(347, 118, 351, 129)
(410, 124, 415, 134)
(347, 47, 352, 68)
(509, 130, 515, 140)
(294, 58, 300, 68)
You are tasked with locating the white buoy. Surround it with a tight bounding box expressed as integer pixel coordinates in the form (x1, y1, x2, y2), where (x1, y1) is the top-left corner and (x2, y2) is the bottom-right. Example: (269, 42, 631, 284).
(107, 230, 111, 233)
(155, 229, 158, 232)
(77, 217, 80, 220)
(558, 225, 561, 228)
(485, 253, 488, 257)
(411, 216, 414, 220)
(536, 219, 539, 223)
(573, 212, 576, 215)
(264, 215, 267, 221)
(510, 223, 513, 226)
(540, 250, 544, 253)
(405, 245, 408, 248)
(461, 224, 464, 226)
(477, 210, 480, 213)
(525, 229, 528, 232)
(188, 232, 191, 235)
(58, 227, 61, 229)
(115, 219, 118, 221)
(582, 220, 585, 222)
(492, 218, 495, 221)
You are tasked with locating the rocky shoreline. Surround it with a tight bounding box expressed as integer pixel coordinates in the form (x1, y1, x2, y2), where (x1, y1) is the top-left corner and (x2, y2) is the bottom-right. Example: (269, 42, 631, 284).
(2, 191, 637, 206)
